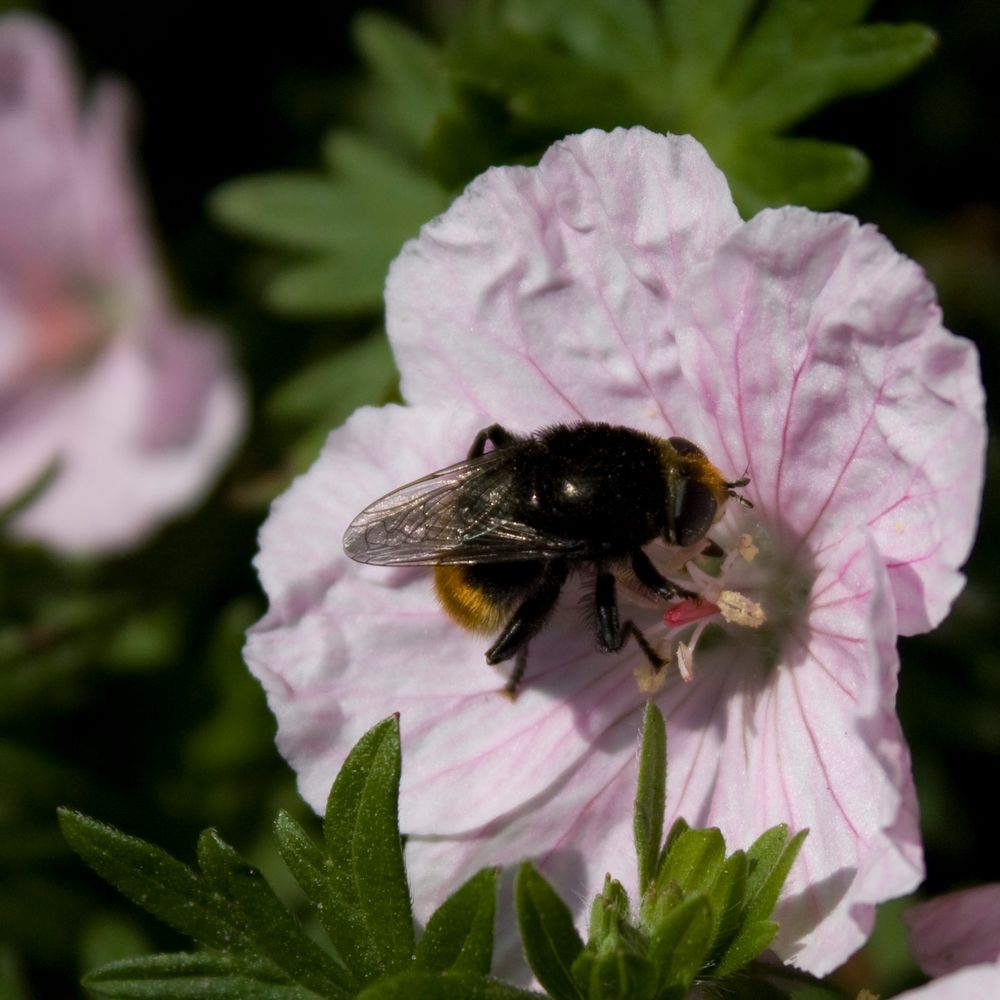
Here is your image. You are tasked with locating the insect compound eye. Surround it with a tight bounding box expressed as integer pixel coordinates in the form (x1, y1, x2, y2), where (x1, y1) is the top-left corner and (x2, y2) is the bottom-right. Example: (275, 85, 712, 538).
(672, 476, 718, 547)
(668, 437, 705, 459)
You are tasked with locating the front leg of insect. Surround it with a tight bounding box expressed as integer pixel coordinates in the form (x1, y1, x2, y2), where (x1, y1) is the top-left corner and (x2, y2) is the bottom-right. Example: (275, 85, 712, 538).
(594, 567, 667, 671)
(467, 423, 519, 459)
(630, 548, 697, 602)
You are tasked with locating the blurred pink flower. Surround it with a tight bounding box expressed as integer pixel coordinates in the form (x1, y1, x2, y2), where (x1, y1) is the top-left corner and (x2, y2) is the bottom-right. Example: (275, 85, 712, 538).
(246, 128, 984, 975)
(895, 962, 1000, 1000)
(905, 884, 1000, 978)
(0, 15, 244, 554)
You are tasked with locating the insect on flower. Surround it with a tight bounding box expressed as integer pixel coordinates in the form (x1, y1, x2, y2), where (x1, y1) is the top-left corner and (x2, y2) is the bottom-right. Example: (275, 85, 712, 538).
(343, 421, 752, 695)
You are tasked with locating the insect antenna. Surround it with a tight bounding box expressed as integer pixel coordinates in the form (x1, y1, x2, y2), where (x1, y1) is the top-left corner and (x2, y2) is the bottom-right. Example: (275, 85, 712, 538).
(724, 474, 754, 509)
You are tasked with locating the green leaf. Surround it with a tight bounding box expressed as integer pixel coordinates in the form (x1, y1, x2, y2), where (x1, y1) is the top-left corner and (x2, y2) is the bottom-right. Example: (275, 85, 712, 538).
(442, 0, 935, 213)
(646, 894, 714, 996)
(211, 175, 377, 253)
(655, 827, 726, 898)
(718, 13, 938, 132)
(357, 970, 544, 1000)
(704, 849, 748, 963)
(712, 919, 780, 979)
(352, 11, 453, 152)
(322, 133, 446, 210)
(82, 952, 323, 999)
(323, 715, 414, 981)
(195, 829, 353, 998)
(415, 867, 498, 975)
(579, 950, 657, 1000)
(724, 137, 869, 216)
(264, 252, 394, 316)
(515, 863, 585, 1000)
(633, 701, 666, 893)
(657, 817, 689, 871)
(744, 825, 808, 924)
(657, 0, 757, 90)
(272, 809, 329, 910)
(713, 825, 808, 977)
(266, 332, 396, 428)
(57, 809, 249, 955)
(212, 130, 447, 317)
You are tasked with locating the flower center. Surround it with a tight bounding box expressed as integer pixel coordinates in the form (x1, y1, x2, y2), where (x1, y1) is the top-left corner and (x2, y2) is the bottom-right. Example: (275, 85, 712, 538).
(633, 523, 813, 693)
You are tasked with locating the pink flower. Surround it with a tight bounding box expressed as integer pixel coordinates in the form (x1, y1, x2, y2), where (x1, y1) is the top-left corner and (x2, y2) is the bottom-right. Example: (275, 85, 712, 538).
(905, 884, 1000, 978)
(889, 886, 1000, 999)
(245, 128, 984, 975)
(894, 961, 1000, 1000)
(0, 15, 244, 554)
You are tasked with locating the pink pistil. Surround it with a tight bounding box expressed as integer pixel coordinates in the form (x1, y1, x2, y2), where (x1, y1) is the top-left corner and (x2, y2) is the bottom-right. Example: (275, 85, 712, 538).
(664, 598, 720, 628)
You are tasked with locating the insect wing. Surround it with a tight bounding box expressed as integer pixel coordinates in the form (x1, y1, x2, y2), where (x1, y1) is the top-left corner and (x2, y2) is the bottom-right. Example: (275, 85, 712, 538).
(343, 451, 578, 565)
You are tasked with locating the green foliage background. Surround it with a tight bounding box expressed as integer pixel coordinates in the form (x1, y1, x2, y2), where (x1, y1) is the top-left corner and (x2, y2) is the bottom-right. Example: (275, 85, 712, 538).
(1, 1, 998, 996)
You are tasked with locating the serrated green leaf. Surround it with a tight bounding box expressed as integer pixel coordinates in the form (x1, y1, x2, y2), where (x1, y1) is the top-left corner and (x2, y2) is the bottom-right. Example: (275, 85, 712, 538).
(266, 332, 396, 428)
(322, 132, 447, 211)
(211, 148, 445, 318)
(647, 894, 714, 996)
(724, 137, 869, 215)
(357, 970, 544, 1000)
(57, 809, 249, 955)
(323, 716, 414, 980)
(264, 252, 392, 316)
(211, 175, 375, 253)
(353, 11, 452, 151)
(633, 702, 666, 893)
(440, 0, 934, 213)
(720, 13, 937, 133)
(415, 867, 497, 975)
(82, 952, 322, 999)
(515, 863, 585, 1000)
(658, 0, 757, 90)
(195, 829, 352, 997)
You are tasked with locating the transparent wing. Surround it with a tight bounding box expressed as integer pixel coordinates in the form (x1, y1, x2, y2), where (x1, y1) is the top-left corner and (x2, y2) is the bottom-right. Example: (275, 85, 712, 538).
(343, 450, 583, 565)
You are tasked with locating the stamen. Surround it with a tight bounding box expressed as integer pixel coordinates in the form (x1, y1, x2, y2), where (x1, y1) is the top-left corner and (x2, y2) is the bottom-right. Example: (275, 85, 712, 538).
(676, 642, 694, 683)
(716, 590, 766, 628)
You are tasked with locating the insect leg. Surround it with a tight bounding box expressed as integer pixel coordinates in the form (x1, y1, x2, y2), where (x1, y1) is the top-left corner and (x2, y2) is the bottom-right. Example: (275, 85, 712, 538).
(595, 569, 667, 670)
(485, 560, 569, 668)
(468, 423, 517, 459)
(630, 549, 696, 601)
(501, 648, 529, 699)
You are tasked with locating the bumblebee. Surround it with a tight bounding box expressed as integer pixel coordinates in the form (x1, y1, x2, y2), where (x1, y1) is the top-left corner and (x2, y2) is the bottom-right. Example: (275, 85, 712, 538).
(343, 422, 750, 695)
